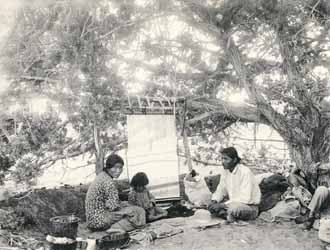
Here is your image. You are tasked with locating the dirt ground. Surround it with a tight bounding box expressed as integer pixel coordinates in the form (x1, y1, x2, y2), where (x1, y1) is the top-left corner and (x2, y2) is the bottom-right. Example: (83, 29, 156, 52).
(0, 218, 326, 249)
(128, 218, 326, 250)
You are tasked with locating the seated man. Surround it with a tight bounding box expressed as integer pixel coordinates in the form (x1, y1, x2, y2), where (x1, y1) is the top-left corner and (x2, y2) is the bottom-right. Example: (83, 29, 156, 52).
(208, 147, 261, 223)
(303, 186, 330, 229)
(294, 163, 330, 230)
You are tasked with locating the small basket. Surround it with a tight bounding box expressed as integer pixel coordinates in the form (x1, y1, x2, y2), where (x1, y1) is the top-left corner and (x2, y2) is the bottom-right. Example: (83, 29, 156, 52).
(49, 215, 80, 239)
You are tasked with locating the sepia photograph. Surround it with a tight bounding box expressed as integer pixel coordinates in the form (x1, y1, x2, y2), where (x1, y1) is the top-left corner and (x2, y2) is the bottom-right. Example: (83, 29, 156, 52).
(0, 0, 330, 249)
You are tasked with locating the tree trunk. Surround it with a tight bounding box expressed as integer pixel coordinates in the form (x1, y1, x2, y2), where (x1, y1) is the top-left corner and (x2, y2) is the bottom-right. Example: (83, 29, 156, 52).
(288, 130, 330, 190)
(288, 144, 314, 171)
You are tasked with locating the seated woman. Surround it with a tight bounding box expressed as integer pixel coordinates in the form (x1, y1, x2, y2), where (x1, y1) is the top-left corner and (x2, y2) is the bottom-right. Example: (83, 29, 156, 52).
(85, 154, 146, 232)
(128, 172, 168, 222)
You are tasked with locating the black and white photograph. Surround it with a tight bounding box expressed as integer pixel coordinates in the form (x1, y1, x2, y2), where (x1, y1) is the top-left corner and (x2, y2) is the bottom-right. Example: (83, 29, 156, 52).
(0, 0, 330, 249)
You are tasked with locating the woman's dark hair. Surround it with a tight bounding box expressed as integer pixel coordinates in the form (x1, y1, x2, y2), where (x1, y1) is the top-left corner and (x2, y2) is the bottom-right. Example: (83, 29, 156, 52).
(130, 172, 149, 187)
(105, 154, 124, 170)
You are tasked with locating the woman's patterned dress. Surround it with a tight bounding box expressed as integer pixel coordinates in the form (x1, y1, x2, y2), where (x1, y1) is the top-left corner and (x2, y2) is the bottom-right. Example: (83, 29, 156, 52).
(85, 171, 120, 230)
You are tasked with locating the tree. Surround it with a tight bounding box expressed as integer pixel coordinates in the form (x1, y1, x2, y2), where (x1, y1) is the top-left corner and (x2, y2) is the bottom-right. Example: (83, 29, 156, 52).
(1, 0, 330, 185)
(180, 0, 330, 179)
(0, 0, 133, 181)
(106, 0, 330, 178)
(0, 107, 71, 184)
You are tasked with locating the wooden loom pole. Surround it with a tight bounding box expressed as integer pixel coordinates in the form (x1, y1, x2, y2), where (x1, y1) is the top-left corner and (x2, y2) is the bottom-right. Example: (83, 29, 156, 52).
(181, 99, 193, 172)
(93, 123, 104, 175)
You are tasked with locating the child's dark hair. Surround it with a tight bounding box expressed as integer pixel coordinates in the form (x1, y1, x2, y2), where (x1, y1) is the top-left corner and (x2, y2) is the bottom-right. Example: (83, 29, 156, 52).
(190, 169, 197, 177)
(130, 172, 149, 187)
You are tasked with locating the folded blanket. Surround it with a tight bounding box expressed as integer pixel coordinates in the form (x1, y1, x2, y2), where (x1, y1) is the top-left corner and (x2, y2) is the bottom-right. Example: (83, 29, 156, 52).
(259, 199, 301, 222)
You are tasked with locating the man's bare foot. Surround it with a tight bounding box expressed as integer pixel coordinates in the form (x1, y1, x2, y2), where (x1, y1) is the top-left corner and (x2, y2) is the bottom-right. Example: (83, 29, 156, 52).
(227, 214, 236, 224)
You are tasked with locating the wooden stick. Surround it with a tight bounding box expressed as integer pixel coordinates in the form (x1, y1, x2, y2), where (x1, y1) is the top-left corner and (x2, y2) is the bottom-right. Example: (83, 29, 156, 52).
(181, 99, 193, 172)
(0, 247, 21, 250)
(93, 124, 104, 175)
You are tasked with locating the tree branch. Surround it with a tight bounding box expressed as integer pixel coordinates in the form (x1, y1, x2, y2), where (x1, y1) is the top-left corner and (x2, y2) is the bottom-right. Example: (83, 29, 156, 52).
(189, 98, 268, 124)
(178, 153, 222, 166)
(224, 37, 302, 143)
(98, 13, 171, 41)
(20, 76, 59, 83)
(38, 143, 94, 170)
(0, 123, 11, 143)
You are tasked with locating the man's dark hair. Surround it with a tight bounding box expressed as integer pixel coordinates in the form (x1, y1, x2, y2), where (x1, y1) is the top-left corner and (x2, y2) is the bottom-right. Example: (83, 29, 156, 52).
(130, 172, 149, 187)
(221, 147, 241, 163)
(105, 154, 124, 170)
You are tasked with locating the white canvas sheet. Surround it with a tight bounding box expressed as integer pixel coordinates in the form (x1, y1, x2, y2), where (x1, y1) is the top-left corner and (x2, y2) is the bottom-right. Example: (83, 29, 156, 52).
(127, 115, 180, 199)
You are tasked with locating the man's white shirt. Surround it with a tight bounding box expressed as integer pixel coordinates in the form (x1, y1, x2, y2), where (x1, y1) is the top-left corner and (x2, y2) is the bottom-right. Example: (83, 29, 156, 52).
(211, 164, 261, 205)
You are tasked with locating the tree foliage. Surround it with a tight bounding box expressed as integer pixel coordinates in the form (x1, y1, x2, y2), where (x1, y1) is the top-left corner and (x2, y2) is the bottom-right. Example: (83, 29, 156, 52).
(0, 108, 68, 183)
(1, 0, 330, 183)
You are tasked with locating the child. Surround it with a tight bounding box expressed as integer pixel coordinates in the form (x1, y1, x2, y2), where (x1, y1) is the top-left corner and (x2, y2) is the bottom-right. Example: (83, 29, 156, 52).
(128, 172, 168, 222)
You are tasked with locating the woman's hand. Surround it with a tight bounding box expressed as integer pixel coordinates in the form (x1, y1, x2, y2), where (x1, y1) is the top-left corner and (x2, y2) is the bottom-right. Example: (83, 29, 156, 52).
(112, 212, 124, 221)
(150, 200, 156, 207)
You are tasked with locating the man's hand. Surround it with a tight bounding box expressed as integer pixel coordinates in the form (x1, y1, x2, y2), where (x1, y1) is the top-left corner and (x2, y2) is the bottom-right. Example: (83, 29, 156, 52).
(206, 200, 217, 209)
(208, 202, 227, 214)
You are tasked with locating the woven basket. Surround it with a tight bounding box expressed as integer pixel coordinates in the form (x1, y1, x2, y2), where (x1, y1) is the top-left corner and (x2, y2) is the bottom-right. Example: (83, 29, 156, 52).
(49, 215, 80, 239)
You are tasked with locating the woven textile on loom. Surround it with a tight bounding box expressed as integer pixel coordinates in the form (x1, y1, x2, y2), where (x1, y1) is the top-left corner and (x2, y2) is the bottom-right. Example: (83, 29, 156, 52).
(127, 115, 180, 200)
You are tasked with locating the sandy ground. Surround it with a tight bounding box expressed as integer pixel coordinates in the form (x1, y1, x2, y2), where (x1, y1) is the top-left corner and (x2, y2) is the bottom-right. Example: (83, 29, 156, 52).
(0, 218, 326, 249)
(128, 219, 326, 250)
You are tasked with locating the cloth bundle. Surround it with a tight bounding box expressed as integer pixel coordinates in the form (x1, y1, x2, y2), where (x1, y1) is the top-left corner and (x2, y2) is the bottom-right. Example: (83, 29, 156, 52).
(184, 173, 212, 207)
